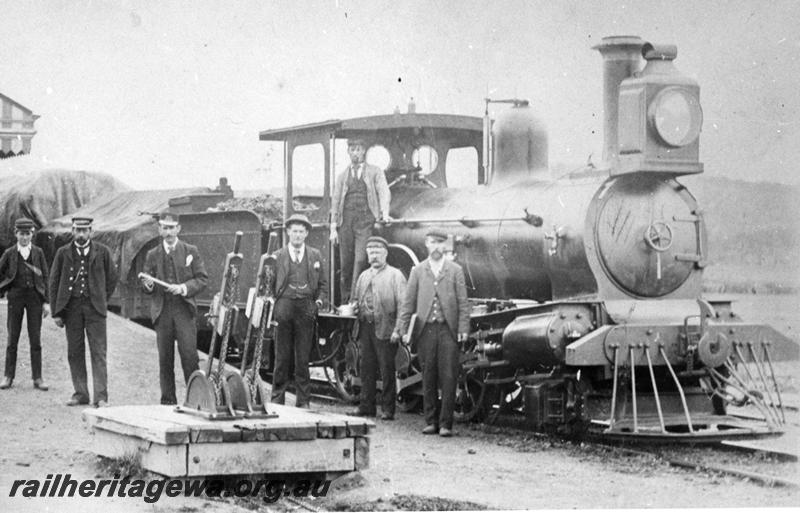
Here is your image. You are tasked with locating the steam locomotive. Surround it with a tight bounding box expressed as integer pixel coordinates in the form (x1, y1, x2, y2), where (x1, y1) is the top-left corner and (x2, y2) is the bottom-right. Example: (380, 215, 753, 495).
(249, 35, 798, 442)
(44, 35, 793, 441)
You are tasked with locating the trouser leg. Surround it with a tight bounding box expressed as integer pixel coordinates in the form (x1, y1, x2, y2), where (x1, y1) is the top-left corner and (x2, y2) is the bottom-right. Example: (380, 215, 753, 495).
(437, 326, 460, 430)
(85, 304, 108, 403)
(338, 218, 355, 302)
(26, 293, 43, 380)
(358, 322, 378, 414)
(155, 312, 177, 404)
(4, 294, 24, 379)
(378, 339, 398, 415)
(293, 299, 314, 406)
(419, 324, 440, 427)
(173, 303, 199, 384)
(65, 300, 90, 402)
(271, 299, 293, 404)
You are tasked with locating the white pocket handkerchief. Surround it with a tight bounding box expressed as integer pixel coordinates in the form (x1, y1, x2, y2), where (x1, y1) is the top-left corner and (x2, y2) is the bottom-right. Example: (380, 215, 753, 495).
(185, 254, 193, 266)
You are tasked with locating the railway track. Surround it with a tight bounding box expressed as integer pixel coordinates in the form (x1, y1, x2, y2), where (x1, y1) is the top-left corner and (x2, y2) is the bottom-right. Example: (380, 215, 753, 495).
(595, 441, 798, 489)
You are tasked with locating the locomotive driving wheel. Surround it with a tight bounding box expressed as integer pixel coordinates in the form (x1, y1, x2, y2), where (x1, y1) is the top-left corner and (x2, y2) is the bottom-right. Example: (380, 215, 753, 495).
(454, 364, 490, 423)
(322, 329, 361, 403)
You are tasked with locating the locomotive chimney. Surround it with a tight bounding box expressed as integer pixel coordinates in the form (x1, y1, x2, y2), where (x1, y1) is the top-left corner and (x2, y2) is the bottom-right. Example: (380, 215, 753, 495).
(593, 36, 644, 167)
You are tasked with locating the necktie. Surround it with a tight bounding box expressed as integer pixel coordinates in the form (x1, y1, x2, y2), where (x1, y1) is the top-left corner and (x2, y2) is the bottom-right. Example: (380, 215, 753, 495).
(166, 245, 174, 255)
(294, 249, 301, 263)
(353, 164, 360, 180)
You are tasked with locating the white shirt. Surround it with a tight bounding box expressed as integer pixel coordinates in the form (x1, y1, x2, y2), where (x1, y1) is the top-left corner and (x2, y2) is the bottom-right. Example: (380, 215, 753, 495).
(429, 257, 444, 278)
(163, 238, 179, 254)
(74, 242, 90, 257)
(352, 163, 362, 180)
(17, 243, 31, 260)
(289, 244, 306, 263)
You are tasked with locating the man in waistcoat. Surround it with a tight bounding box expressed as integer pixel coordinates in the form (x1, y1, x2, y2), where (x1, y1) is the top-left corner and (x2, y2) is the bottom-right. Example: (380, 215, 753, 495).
(270, 214, 328, 407)
(0, 218, 50, 390)
(50, 216, 118, 407)
(348, 236, 406, 420)
(394, 230, 470, 437)
(330, 138, 391, 303)
(140, 212, 208, 405)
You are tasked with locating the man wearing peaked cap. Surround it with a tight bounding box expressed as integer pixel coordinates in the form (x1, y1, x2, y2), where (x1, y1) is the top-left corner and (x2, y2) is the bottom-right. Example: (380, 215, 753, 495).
(348, 234, 406, 420)
(330, 137, 391, 302)
(394, 229, 470, 437)
(0, 218, 50, 391)
(140, 211, 208, 405)
(50, 214, 118, 407)
(71, 216, 93, 228)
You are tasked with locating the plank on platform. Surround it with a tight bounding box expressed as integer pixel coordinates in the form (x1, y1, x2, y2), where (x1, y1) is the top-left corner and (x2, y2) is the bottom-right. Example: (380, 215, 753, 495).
(92, 428, 187, 477)
(186, 437, 357, 476)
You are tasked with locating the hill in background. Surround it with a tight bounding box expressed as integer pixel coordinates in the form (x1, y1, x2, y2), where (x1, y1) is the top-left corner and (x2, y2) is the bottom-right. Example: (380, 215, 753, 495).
(681, 175, 799, 293)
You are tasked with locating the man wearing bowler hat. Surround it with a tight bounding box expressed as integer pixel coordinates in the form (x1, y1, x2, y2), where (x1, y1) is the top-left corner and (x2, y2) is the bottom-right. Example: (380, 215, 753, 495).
(0, 218, 50, 390)
(394, 229, 470, 437)
(270, 213, 328, 407)
(50, 216, 118, 407)
(140, 212, 208, 405)
(348, 235, 406, 419)
(330, 138, 391, 303)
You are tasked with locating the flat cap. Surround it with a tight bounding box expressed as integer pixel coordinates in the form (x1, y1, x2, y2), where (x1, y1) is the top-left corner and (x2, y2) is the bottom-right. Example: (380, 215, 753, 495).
(347, 138, 367, 148)
(71, 216, 93, 228)
(425, 229, 448, 242)
(366, 236, 389, 249)
(158, 211, 180, 226)
(14, 217, 35, 232)
(285, 213, 312, 231)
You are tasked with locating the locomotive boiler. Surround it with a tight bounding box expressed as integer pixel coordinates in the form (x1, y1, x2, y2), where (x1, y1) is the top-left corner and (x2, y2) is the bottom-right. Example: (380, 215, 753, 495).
(180, 34, 796, 441)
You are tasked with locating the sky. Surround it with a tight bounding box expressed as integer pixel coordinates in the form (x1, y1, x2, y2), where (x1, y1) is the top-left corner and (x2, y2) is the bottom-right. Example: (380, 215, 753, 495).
(1, 0, 798, 190)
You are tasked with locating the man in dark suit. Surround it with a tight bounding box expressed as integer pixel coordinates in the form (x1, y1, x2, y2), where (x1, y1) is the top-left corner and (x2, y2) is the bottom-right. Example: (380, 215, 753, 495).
(394, 229, 470, 437)
(140, 212, 208, 405)
(50, 216, 118, 407)
(271, 213, 328, 407)
(0, 218, 50, 390)
(330, 138, 391, 302)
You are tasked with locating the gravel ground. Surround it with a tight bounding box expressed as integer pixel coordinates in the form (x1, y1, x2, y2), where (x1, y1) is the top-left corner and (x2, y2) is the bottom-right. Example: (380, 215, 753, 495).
(0, 295, 798, 512)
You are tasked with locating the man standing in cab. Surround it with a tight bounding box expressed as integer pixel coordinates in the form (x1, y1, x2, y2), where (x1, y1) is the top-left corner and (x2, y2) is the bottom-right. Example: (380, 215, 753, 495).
(330, 138, 391, 302)
(50, 217, 118, 407)
(271, 213, 328, 408)
(348, 236, 406, 420)
(140, 212, 208, 405)
(394, 230, 470, 437)
(0, 218, 50, 391)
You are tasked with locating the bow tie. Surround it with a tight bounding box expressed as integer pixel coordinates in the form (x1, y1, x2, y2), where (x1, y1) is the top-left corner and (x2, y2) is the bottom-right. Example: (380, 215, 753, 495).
(166, 245, 176, 255)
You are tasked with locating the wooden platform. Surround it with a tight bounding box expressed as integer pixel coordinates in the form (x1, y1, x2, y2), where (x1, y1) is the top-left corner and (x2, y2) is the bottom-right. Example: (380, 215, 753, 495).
(83, 404, 374, 477)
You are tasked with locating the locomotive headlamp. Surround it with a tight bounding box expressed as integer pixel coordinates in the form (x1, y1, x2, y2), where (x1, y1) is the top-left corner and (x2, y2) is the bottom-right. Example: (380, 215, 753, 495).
(616, 42, 703, 176)
(650, 87, 703, 147)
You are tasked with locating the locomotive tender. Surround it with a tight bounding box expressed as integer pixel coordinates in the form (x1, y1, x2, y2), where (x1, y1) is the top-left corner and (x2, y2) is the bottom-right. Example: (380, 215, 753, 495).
(255, 35, 797, 441)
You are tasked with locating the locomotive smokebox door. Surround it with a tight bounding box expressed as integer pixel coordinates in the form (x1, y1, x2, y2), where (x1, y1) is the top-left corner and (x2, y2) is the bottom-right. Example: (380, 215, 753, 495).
(617, 43, 704, 176)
